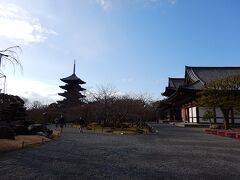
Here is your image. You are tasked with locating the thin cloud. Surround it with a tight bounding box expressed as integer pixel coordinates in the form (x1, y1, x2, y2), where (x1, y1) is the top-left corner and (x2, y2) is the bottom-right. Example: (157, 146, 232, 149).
(143, 0, 177, 7)
(96, 0, 177, 10)
(117, 77, 135, 83)
(6, 77, 60, 104)
(0, 3, 57, 44)
(167, 0, 177, 5)
(96, 0, 112, 10)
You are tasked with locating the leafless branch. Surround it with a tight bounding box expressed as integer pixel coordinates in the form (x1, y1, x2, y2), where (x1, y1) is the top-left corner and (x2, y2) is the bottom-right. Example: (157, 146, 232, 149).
(0, 46, 23, 74)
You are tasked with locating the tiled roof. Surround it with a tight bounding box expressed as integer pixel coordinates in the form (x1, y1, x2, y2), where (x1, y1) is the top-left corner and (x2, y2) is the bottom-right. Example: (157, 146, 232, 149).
(185, 66, 240, 85)
(169, 78, 184, 89)
(60, 73, 86, 84)
(59, 85, 86, 91)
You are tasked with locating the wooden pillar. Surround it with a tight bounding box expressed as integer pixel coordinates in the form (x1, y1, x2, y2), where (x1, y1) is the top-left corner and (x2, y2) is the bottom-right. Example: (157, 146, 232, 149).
(181, 106, 185, 122)
(196, 107, 199, 123)
(186, 107, 189, 122)
(191, 105, 194, 123)
(213, 107, 216, 124)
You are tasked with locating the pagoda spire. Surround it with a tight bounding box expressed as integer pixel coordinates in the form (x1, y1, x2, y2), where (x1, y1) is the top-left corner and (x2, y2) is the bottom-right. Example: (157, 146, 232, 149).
(73, 60, 76, 74)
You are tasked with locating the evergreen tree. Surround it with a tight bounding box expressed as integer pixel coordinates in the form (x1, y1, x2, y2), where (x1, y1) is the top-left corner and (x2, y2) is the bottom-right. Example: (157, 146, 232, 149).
(197, 75, 240, 129)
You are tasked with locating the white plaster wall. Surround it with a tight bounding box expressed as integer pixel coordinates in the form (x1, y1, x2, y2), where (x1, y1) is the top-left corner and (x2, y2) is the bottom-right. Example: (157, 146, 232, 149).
(189, 108, 192, 123)
(216, 118, 224, 123)
(192, 107, 197, 123)
(234, 119, 240, 123)
(188, 107, 197, 123)
(189, 107, 240, 124)
(234, 110, 240, 118)
(199, 118, 210, 123)
(215, 108, 223, 117)
(233, 110, 240, 123)
(198, 107, 205, 117)
(189, 108, 192, 117)
(198, 108, 210, 123)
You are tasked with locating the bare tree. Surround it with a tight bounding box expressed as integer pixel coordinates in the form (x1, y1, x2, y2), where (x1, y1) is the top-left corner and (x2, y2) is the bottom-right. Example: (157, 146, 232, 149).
(21, 97, 31, 109)
(93, 85, 117, 126)
(30, 101, 44, 110)
(64, 85, 159, 128)
(0, 46, 23, 72)
(0, 46, 22, 93)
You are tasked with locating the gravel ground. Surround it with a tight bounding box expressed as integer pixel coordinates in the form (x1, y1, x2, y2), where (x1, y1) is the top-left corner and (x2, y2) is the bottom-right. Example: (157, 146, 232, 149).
(0, 123, 240, 180)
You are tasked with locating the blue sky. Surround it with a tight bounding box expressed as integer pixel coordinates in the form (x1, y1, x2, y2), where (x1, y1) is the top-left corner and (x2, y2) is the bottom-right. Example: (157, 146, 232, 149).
(0, 0, 240, 104)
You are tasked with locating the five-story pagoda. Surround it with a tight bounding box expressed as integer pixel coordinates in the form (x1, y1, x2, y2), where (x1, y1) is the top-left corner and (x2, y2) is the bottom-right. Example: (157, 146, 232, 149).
(58, 61, 86, 106)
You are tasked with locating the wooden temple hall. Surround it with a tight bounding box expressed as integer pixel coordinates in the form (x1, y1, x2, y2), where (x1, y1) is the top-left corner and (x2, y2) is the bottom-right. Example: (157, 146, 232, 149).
(158, 66, 240, 124)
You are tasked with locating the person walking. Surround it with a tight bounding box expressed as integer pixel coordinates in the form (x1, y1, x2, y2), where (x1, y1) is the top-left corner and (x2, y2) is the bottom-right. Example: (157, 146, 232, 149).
(79, 117, 85, 133)
(54, 117, 59, 129)
(59, 115, 65, 133)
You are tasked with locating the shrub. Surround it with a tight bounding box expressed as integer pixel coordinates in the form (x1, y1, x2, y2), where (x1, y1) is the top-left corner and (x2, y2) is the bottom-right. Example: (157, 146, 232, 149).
(22, 120, 35, 127)
(86, 126, 92, 130)
(14, 125, 29, 135)
(210, 124, 221, 129)
(46, 129, 53, 136)
(28, 124, 44, 135)
(137, 129, 144, 134)
(28, 124, 53, 136)
(0, 126, 15, 139)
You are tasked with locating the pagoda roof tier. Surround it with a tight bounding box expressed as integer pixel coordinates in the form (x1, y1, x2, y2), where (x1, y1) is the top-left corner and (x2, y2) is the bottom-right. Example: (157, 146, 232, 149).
(59, 85, 86, 91)
(57, 99, 86, 105)
(57, 100, 65, 104)
(60, 73, 86, 84)
(58, 92, 86, 98)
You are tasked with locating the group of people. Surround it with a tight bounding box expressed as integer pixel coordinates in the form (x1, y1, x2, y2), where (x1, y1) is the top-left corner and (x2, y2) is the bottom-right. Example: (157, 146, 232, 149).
(55, 115, 66, 132)
(78, 117, 85, 133)
(54, 115, 85, 133)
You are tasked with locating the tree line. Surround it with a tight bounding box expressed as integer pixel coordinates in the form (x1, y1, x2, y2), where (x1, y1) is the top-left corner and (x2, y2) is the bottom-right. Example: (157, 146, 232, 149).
(26, 86, 159, 127)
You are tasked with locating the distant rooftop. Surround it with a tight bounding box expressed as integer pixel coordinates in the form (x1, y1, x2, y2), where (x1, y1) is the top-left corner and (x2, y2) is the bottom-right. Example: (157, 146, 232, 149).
(168, 78, 184, 89)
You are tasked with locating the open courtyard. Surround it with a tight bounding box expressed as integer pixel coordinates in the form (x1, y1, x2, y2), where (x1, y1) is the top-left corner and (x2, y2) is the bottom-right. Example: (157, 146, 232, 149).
(0, 123, 240, 180)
